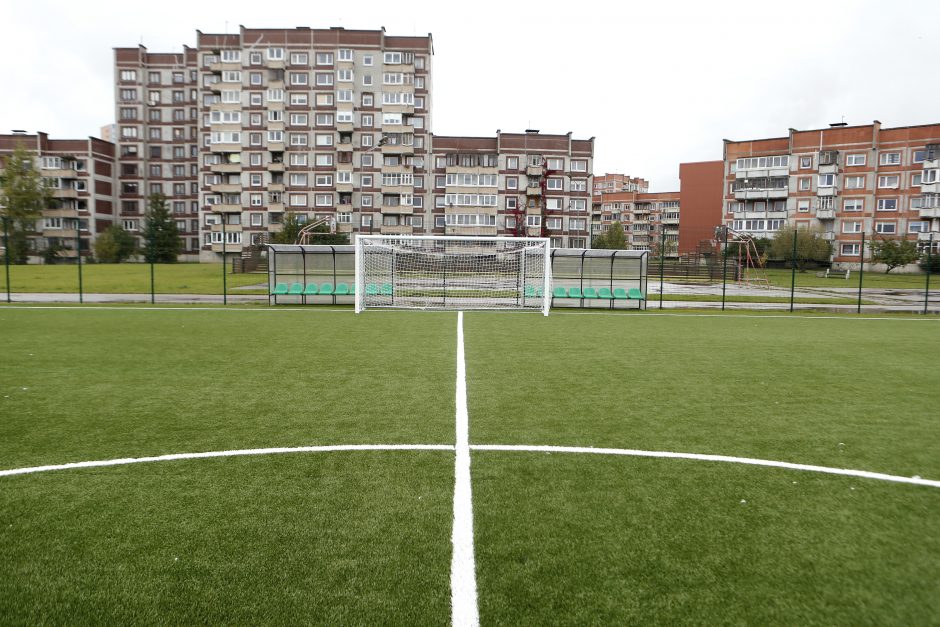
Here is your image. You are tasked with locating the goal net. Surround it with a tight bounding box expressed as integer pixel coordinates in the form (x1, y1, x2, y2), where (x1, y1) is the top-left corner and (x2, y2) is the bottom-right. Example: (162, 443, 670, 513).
(355, 235, 551, 315)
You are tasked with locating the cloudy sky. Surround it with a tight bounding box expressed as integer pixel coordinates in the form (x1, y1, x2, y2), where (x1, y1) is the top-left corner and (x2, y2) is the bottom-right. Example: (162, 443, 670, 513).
(2, 0, 938, 190)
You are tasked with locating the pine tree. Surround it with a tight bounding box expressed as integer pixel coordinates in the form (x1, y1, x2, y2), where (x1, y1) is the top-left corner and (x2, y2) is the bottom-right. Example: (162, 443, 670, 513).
(141, 193, 181, 263)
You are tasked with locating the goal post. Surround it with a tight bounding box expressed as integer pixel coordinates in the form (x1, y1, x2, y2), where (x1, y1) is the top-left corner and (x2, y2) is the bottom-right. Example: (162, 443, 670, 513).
(355, 235, 551, 315)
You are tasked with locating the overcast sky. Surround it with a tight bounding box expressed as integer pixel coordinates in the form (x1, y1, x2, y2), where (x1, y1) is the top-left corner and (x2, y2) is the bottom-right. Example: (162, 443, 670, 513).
(3, 0, 938, 191)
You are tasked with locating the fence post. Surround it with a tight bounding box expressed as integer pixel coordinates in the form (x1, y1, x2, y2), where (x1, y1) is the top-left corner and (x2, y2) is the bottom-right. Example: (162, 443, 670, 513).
(222, 218, 227, 306)
(926, 233, 934, 315)
(721, 226, 729, 311)
(789, 228, 798, 313)
(3, 217, 10, 303)
(77, 232, 83, 304)
(857, 233, 865, 314)
(659, 229, 666, 310)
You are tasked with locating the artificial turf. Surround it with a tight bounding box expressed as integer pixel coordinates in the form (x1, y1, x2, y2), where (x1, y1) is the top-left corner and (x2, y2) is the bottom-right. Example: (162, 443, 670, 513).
(1, 307, 938, 624)
(0, 308, 456, 468)
(463, 312, 940, 477)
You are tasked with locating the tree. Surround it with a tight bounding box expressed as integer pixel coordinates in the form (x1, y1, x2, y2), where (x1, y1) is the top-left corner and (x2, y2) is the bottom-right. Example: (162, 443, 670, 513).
(271, 211, 303, 244)
(869, 237, 920, 273)
(769, 225, 832, 271)
(0, 145, 51, 264)
(920, 248, 940, 273)
(141, 193, 181, 263)
(593, 221, 627, 249)
(94, 225, 138, 263)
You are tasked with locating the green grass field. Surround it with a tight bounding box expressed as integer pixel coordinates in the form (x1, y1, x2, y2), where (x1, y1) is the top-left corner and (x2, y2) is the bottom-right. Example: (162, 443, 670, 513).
(0, 263, 268, 294)
(1, 307, 938, 624)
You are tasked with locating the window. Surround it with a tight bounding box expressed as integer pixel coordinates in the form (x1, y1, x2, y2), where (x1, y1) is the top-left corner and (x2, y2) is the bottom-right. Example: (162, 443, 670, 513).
(506, 176, 518, 190)
(363, 54, 374, 66)
(221, 50, 241, 63)
(316, 52, 334, 65)
(361, 93, 373, 106)
(570, 199, 586, 211)
(337, 69, 353, 82)
(799, 155, 813, 169)
(337, 89, 353, 102)
(221, 90, 240, 103)
(120, 88, 137, 101)
(315, 154, 334, 167)
(912, 173, 923, 186)
(290, 52, 308, 65)
(315, 193, 332, 206)
(289, 133, 308, 146)
(289, 153, 308, 166)
(290, 92, 308, 105)
(361, 194, 373, 207)
(506, 157, 519, 170)
(361, 214, 373, 227)
(290, 72, 308, 85)
(797, 199, 810, 212)
(266, 89, 284, 102)
(571, 179, 587, 192)
(798, 177, 811, 191)
(546, 178, 564, 190)
(909, 221, 930, 233)
(289, 194, 307, 207)
(222, 71, 241, 83)
(315, 113, 334, 126)
(844, 175, 865, 189)
(570, 160, 587, 172)
(878, 175, 899, 189)
(315, 174, 333, 187)
(569, 218, 586, 231)
(842, 221, 863, 233)
(843, 198, 863, 212)
(545, 217, 562, 230)
(339, 49, 353, 61)
(315, 133, 334, 146)
(879, 152, 901, 166)
(841, 243, 860, 256)
(923, 169, 939, 184)
(875, 222, 896, 234)
(249, 93, 262, 106)
(290, 113, 308, 126)
(250, 174, 262, 187)
(361, 74, 373, 86)
(337, 111, 353, 124)
(526, 215, 541, 227)
(545, 198, 563, 210)
(315, 72, 333, 86)
(846, 153, 866, 166)
(877, 198, 897, 211)
(505, 197, 517, 210)
(120, 69, 137, 81)
(267, 48, 284, 61)
(818, 174, 835, 187)
(736, 155, 790, 170)
(267, 130, 283, 143)
(547, 157, 565, 170)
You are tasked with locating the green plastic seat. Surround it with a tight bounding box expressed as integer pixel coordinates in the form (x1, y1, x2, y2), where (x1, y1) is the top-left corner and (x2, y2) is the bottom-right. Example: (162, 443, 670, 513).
(288, 282, 304, 295)
(583, 287, 598, 299)
(319, 282, 334, 295)
(380, 283, 393, 296)
(272, 283, 289, 295)
(536, 287, 543, 297)
(303, 283, 319, 295)
(613, 288, 628, 299)
(628, 288, 644, 300)
(525, 285, 537, 298)
(366, 283, 379, 296)
(553, 286, 568, 298)
(598, 287, 613, 299)
(568, 287, 583, 299)
(334, 283, 350, 296)
(349, 284, 356, 294)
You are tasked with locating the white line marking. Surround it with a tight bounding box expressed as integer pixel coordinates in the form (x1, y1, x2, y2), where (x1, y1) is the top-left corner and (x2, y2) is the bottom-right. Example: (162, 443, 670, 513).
(470, 445, 940, 488)
(0, 444, 454, 478)
(451, 311, 480, 627)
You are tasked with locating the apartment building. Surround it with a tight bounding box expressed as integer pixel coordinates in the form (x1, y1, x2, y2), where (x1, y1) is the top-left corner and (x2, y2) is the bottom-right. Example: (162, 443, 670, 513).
(592, 173, 649, 202)
(115, 26, 434, 261)
(723, 121, 940, 266)
(428, 130, 594, 247)
(594, 190, 679, 252)
(0, 132, 117, 261)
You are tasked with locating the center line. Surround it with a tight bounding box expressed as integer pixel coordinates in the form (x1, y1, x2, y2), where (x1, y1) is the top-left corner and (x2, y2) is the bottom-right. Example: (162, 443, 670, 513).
(451, 311, 480, 627)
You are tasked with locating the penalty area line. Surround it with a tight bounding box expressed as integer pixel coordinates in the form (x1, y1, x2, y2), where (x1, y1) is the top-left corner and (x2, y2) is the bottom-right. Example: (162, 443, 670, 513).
(471, 444, 940, 489)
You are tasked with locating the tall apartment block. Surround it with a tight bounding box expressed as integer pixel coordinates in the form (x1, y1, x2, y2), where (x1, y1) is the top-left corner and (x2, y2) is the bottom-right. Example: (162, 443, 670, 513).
(592, 173, 649, 200)
(0, 132, 117, 261)
(429, 130, 594, 248)
(593, 190, 679, 252)
(115, 26, 433, 261)
(723, 122, 940, 266)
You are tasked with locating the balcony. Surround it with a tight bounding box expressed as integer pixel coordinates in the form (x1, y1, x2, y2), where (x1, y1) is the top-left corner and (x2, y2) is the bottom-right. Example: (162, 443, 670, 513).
(211, 203, 242, 214)
(917, 231, 939, 241)
(734, 188, 789, 200)
(380, 203, 413, 215)
(210, 162, 242, 174)
(815, 209, 836, 219)
(821, 231, 836, 241)
(380, 224, 414, 235)
(526, 185, 541, 196)
(817, 187, 837, 197)
(210, 183, 241, 194)
(526, 164, 543, 176)
(51, 188, 79, 199)
(267, 161, 285, 172)
(918, 207, 940, 218)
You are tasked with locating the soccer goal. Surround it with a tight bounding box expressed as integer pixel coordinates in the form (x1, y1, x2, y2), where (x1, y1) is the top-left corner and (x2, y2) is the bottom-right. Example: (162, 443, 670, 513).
(355, 235, 552, 315)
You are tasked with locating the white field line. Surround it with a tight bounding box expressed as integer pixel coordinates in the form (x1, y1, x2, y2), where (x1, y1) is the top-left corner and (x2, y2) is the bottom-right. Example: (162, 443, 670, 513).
(0, 444, 454, 478)
(471, 445, 940, 489)
(451, 311, 480, 627)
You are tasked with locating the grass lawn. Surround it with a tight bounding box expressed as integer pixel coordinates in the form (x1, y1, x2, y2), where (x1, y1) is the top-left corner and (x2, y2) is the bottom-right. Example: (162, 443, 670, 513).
(764, 267, 931, 289)
(1, 307, 938, 623)
(0, 263, 268, 294)
(656, 294, 874, 305)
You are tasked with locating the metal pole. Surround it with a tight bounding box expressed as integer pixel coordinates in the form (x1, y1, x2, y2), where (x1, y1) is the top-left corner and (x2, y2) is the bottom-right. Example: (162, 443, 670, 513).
(925, 233, 934, 316)
(222, 217, 227, 306)
(77, 230, 83, 304)
(3, 217, 10, 303)
(789, 228, 798, 313)
(658, 228, 665, 310)
(721, 226, 729, 311)
(856, 233, 865, 314)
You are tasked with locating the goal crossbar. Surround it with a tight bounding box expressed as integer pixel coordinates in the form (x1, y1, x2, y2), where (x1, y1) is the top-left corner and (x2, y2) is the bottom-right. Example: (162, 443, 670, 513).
(355, 235, 551, 315)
